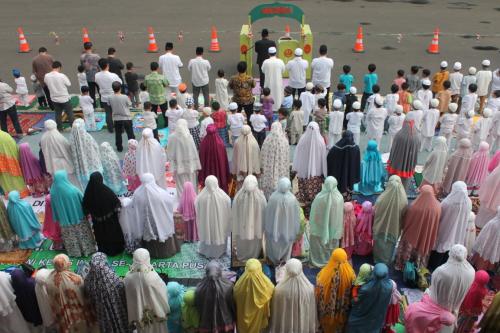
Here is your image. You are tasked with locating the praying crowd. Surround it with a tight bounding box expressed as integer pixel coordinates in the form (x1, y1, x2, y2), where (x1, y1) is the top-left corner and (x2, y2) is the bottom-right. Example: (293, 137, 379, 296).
(0, 32, 500, 333)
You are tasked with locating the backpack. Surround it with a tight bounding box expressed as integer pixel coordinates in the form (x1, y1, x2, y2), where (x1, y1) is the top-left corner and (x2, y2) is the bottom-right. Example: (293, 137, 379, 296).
(417, 267, 431, 291)
(403, 261, 419, 288)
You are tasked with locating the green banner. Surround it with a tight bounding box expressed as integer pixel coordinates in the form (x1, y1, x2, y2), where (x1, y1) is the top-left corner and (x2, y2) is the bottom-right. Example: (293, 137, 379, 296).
(249, 3, 304, 24)
(0, 240, 230, 280)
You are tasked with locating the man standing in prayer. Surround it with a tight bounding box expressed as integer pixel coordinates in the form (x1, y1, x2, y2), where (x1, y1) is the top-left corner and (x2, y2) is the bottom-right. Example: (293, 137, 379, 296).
(32, 47, 54, 109)
(261, 46, 285, 112)
(188, 46, 211, 110)
(432, 61, 449, 96)
(107, 47, 125, 85)
(311, 45, 334, 110)
(159, 42, 183, 100)
(229, 61, 255, 121)
(95, 58, 122, 133)
(286, 48, 308, 99)
(43, 61, 75, 131)
(476, 59, 492, 114)
(449, 62, 463, 103)
(79, 42, 100, 106)
(255, 29, 276, 90)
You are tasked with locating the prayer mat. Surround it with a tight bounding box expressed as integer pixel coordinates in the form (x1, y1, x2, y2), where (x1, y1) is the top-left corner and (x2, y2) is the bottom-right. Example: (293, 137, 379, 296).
(7, 113, 45, 135)
(0, 240, 230, 284)
(158, 127, 169, 147)
(0, 249, 32, 264)
(13, 94, 37, 110)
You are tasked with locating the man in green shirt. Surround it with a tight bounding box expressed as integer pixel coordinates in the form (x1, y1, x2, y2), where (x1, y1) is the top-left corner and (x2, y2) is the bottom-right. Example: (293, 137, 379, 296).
(144, 61, 168, 125)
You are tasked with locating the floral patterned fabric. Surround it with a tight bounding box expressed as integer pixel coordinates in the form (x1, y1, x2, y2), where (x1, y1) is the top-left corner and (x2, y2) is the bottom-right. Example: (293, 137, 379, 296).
(228, 73, 255, 105)
(69, 119, 103, 190)
(297, 176, 324, 207)
(123, 139, 140, 192)
(315, 249, 356, 333)
(84, 252, 129, 333)
(46, 254, 98, 333)
(260, 123, 290, 199)
(100, 142, 127, 195)
(60, 219, 96, 257)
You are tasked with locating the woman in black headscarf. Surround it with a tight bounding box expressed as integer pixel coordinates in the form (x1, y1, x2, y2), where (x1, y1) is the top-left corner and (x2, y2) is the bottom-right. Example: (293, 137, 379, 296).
(195, 260, 236, 332)
(327, 130, 361, 199)
(386, 120, 420, 191)
(82, 172, 125, 256)
(10, 268, 43, 329)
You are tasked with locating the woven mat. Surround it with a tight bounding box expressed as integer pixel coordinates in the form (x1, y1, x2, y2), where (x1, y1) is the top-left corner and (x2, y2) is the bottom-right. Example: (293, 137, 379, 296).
(7, 113, 45, 134)
(0, 249, 32, 264)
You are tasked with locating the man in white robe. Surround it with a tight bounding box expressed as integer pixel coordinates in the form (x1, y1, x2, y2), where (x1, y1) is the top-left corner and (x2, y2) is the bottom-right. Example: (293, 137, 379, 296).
(365, 95, 387, 148)
(261, 46, 285, 111)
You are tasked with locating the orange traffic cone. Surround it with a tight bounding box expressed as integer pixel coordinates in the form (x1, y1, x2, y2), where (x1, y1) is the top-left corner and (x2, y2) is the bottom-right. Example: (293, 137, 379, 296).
(17, 27, 30, 53)
(353, 26, 364, 53)
(147, 27, 159, 53)
(82, 27, 91, 44)
(209, 26, 221, 52)
(427, 28, 440, 54)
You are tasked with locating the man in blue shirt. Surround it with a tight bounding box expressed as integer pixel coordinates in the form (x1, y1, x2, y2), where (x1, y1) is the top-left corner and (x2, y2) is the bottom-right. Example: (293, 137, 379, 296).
(361, 63, 378, 111)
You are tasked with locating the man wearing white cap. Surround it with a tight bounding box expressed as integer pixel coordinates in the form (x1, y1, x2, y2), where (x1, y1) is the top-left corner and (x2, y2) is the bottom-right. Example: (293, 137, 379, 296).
(299, 82, 315, 129)
(449, 62, 463, 103)
(460, 67, 477, 98)
(346, 101, 364, 145)
(439, 103, 459, 146)
(476, 59, 492, 113)
(365, 95, 387, 148)
(416, 79, 433, 111)
(255, 29, 276, 89)
(328, 99, 345, 147)
(431, 61, 449, 95)
(421, 99, 441, 152)
(387, 105, 405, 152)
(407, 100, 424, 137)
(261, 46, 285, 112)
(285, 48, 308, 99)
(344, 86, 358, 129)
(311, 45, 334, 109)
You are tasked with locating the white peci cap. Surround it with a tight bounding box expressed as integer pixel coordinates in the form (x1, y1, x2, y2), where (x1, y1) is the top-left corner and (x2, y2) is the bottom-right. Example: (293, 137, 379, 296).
(268, 46, 277, 54)
(482, 59, 490, 66)
(430, 98, 439, 108)
(440, 61, 448, 68)
(294, 48, 303, 56)
(306, 82, 314, 90)
(228, 102, 238, 111)
(349, 86, 357, 94)
(333, 99, 342, 109)
(448, 103, 458, 113)
(395, 105, 403, 114)
(483, 108, 492, 117)
(413, 100, 423, 110)
(422, 79, 431, 86)
(468, 66, 477, 75)
(374, 95, 384, 106)
(453, 62, 462, 70)
(352, 101, 361, 110)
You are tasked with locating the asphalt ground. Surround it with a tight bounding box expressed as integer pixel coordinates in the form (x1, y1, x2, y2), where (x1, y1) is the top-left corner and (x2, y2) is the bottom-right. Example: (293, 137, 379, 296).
(0, 0, 499, 94)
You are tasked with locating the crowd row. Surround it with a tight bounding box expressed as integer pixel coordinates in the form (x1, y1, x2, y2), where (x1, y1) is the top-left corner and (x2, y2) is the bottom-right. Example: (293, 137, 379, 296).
(1, 245, 499, 333)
